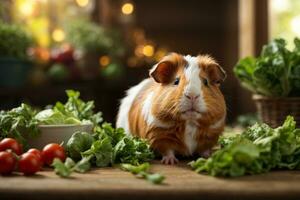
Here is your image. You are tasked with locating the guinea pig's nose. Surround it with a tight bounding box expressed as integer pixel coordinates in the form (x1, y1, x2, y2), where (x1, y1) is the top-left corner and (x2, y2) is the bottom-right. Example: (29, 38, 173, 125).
(184, 93, 200, 101)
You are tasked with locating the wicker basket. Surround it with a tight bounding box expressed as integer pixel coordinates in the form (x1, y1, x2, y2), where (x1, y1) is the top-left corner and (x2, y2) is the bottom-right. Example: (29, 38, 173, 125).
(253, 95, 300, 128)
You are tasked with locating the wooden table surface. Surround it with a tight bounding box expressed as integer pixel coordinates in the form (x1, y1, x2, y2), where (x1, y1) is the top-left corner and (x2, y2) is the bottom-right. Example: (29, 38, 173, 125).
(1, 161, 300, 200)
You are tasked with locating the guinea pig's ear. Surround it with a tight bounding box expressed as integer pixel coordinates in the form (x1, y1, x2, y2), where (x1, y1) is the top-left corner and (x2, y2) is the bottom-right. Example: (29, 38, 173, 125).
(149, 60, 178, 84)
(206, 64, 226, 84)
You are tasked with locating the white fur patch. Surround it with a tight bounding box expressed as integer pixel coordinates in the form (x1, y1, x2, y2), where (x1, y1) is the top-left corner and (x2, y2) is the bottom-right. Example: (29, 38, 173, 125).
(184, 121, 198, 155)
(209, 115, 225, 129)
(116, 79, 151, 134)
(142, 92, 173, 128)
(180, 55, 207, 118)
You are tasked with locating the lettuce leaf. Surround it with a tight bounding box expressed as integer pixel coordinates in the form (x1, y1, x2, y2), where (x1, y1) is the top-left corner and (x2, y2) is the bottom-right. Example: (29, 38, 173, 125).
(54, 90, 102, 126)
(234, 38, 300, 97)
(121, 163, 165, 184)
(190, 116, 300, 177)
(66, 131, 95, 160)
(35, 109, 82, 125)
(35, 90, 102, 126)
(0, 103, 40, 149)
(66, 123, 154, 168)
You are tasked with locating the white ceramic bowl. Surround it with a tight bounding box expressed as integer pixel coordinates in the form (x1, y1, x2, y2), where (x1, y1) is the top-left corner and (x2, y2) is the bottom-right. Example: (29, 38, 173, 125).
(28, 124, 93, 149)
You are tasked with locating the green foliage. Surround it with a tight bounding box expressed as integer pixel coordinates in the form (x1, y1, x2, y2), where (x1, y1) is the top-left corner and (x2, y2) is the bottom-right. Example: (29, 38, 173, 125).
(190, 116, 300, 177)
(0, 90, 157, 183)
(35, 90, 102, 126)
(47, 63, 70, 81)
(234, 38, 300, 97)
(66, 131, 94, 160)
(52, 90, 103, 126)
(0, 23, 33, 60)
(113, 136, 154, 165)
(81, 136, 113, 167)
(236, 113, 259, 127)
(66, 123, 154, 168)
(52, 158, 73, 177)
(62, 123, 155, 179)
(66, 20, 124, 56)
(0, 90, 101, 149)
(52, 157, 92, 178)
(121, 163, 165, 184)
(35, 109, 82, 125)
(0, 104, 40, 149)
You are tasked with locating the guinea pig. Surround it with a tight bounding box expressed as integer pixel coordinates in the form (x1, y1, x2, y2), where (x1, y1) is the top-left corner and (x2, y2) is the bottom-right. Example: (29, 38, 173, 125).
(116, 53, 226, 164)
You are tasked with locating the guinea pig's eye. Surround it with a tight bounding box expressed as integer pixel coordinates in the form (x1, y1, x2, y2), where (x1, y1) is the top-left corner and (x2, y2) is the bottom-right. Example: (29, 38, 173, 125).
(202, 78, 208, 87)
(174, 77, 180, 85)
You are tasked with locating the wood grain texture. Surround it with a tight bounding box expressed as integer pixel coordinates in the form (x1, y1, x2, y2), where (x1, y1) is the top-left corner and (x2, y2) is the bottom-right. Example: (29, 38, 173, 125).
(1, 161, 300, 200)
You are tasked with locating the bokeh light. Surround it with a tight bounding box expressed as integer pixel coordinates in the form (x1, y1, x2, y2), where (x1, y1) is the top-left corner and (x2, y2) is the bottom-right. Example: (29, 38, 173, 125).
(19, 1, 34, 16)
(143, 45, 154, 57)
(291, 16, 300, 36)
(52, 28, 65, 42)
(76, 0, 89, 7)
(99, 56, 111, 67)
(271, 0, 289, 12)
(121, 3, 134, 15)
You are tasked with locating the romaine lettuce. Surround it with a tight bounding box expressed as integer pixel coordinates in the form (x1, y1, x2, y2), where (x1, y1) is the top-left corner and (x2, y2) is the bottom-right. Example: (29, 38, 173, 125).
(234, 38, 300, 97)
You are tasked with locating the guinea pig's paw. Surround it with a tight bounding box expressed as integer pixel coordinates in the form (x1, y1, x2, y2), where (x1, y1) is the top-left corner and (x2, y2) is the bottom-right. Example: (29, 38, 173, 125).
(161, 154, 178, 165)
(200, 149, 212, 158)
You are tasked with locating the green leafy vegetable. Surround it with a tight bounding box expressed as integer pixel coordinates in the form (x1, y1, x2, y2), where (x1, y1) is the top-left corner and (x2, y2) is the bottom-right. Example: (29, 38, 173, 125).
(66, 131, 94, 161)
(0, 90, 102, 149)
(190, 116, 300, 177)
(141, 172, 165, 184)
(82, 137, 113, 167)
(0, 103, 40, 149)
(95, 123, 126, 146)
(52, 157, 92, 178)
(113, 136, 154, 165)
(234, 38, 300, 97)
(59, 90, 102, 125)
(121, 163, 165, 184)
(0, 22, 33, 60)
(236, 113, 259, 127)
(35, 109, 81, 125)
(0, 90, 157, 182)
(72, 156, 92, 173)
(36, 90, 102, 126)
(60, 123, 155, 182)
(66, 123, 154, 167)
(121, 162, 150, 174)
(52, 158, 73, 177)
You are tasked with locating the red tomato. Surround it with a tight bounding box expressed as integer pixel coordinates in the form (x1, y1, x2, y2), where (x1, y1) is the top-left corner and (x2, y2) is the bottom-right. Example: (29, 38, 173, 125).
(27, 148, 44, 167)
(18, 152, 41, 175)
(0, 138, 23, 155)
(42, 143, 66, 166)
(0, 151, 17, 175)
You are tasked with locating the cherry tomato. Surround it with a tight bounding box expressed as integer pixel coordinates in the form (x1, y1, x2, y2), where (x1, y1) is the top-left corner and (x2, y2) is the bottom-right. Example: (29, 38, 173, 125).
(42, 143, 66, 166)
(0, 151, 17, 175)
(18, 152, 41, 175)
(27, 148, 44, 167)
(0, 138, 23, 155)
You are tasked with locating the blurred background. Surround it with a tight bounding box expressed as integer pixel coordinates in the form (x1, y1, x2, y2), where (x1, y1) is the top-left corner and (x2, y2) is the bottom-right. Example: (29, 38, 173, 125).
(0, 0, 299, 124)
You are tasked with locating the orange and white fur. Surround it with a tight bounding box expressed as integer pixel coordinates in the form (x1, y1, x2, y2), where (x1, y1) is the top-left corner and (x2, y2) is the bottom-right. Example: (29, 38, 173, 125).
(116, 53, 226, 164)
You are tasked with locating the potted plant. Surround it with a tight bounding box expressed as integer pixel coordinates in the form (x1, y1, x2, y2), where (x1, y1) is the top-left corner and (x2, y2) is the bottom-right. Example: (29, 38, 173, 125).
(234, 38, 300, 127)
(0, 22, 33, 87)
(65, 20, 125, 80)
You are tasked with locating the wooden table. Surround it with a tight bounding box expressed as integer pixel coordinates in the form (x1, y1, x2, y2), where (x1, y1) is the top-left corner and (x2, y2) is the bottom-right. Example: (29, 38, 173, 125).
(1, 161, 300, 200)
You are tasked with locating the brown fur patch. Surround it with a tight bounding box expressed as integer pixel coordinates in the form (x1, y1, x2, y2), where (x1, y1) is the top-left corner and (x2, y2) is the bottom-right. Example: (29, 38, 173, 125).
(127, 53, 226, 157)
(198, 55, 226, 84)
